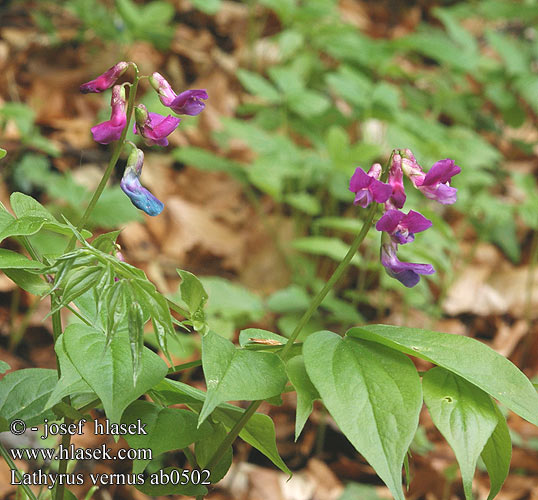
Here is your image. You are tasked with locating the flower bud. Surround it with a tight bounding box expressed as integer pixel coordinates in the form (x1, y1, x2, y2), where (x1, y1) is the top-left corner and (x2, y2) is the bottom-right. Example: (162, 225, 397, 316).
(149, 72, 176, 107)
(80, 62, 129, 93)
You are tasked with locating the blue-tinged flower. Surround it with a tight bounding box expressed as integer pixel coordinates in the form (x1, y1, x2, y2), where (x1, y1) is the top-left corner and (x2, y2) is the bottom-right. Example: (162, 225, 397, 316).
(349, 163, 392, 208)
(380, 238, 435, 288)
(149, 72, 208, 116)
(376, 209, 432, 245)
(91, 85, 127, 144)
(80, 62, 129, 94)
(120, 148, 164, 216)
(133, 104, 181, 147)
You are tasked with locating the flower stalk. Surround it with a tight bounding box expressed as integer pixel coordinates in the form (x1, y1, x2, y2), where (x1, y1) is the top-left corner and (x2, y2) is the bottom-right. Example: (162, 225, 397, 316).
(67, 64, 140, 251)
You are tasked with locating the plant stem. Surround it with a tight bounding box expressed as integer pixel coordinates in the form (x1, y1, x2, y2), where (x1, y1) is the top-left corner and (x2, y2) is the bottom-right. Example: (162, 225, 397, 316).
(201, 193, 381, 492)
(0, 442, 39, 500)
(200, 155, 394, 493)
(280, 200, 379, 360)
(52, 67, 140, 500)
(66, 65, 140, 252)
(205, 400, 261, 472)
(183, 446, 199, 469)
(167, 359, 202, 375)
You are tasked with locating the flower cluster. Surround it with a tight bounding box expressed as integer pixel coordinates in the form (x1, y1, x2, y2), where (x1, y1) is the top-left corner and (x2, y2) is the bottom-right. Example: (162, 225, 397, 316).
(80, 62, 208, 215)
(349, 150, 460, 287)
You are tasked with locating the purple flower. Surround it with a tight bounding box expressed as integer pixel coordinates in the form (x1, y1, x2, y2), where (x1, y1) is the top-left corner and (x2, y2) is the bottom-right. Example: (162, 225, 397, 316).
(401, 150, 461, 205)
(387, 153, 406, 209)
(376, 209, 432, 245)
(80, 62, 129, 94)
(91, 85, 127, 144)
(149, 72, 208, 116)
(120, 148, 164, 216)
(381, 239, 435, 288)
(133, 104, 181, 147)
(349, 163, 392, 208)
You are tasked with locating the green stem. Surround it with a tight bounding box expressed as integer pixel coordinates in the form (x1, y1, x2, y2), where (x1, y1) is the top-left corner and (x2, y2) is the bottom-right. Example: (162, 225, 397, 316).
(166, 298, 189, 318)
(66, 65, 140, 252)
(200, 156, 393, 493)
(205, 400, 261, 471)
(167, 359, 201, 375)
(183, 446, 199, 469)
(53, 67, 140, 500)
(0, 442, 39, 500)
(280, 200, 379, 359)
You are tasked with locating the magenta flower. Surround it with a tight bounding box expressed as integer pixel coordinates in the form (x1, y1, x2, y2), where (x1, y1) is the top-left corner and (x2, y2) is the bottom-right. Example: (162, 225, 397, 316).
(387, 153, 406, 209)
(133, 104, 181, 147)
(120, 148, 164, 216)
(376, 209, 432, 245)
(80, 62, 129, 94)
(349, 163, 392, 208)
(401, 150, 461, 205)
(414, 159, 461, 204)
(381, 239, 435, 288)
(91, 86, 127, 144)
(149, 72, 208, 116)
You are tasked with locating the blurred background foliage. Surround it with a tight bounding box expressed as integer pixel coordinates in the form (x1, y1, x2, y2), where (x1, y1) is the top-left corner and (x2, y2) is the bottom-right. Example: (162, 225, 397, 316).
(1, 0, 537, 339)
(0, 0, 536, 340)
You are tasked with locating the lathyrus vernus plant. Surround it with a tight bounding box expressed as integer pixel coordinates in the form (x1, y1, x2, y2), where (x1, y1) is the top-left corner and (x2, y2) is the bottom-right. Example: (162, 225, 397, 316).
(0, 62, 536, 500)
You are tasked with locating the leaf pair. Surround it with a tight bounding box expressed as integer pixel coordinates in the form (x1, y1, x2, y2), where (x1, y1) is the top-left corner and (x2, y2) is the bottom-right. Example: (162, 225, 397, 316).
(300, 326, 538, 500)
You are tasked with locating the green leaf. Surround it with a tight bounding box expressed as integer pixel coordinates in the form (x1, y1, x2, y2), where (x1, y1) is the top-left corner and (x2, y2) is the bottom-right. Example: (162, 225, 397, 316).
(178, 269, 208, 332)
(50, 267, 104, 315)
(10, 192, 55, 220)
(195, 421, 233, 483)
(190, 0, 221, 14)
(131, 280, 174, 363)
(284, 192, 321, 215)
(423, 367, 498, 500)
(0, 249, 44, 270)
(128, 301, 145, 384)
(292, 237, 361, 266)
(153, 378, 291, 476)
(122, 400, 209, 474)
(287, 90, 330, 117)
(267, 285, 310, 314)
(0, 148, 6, 159)
(0, 216, 45, 242)
(3, 269, 49, 295)
(62, 324, 168, 423)
(303, 331, 422, 500)
(46, 335, 94, 409)
(347, 325, 538, 426)
(238, 328, 288, 347)
(286, 355, 319, 440)
(0, 361, 10, 374)
(172, 147, 246, 181)
(135, 467, 208, 496)
(200, 276, 264, 325)
(90, 230, 122, 253)
(485, 30, 529, 75)
(338, 483, 383, 500)
(102, 280, 129, 346)
(481, 404, 511, 500)
(199, 331, 287, 424)
(237, 69, 281, 102)
(0, 368, 58, 426)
